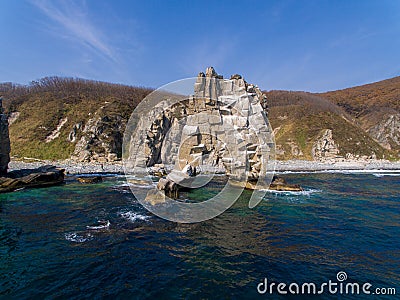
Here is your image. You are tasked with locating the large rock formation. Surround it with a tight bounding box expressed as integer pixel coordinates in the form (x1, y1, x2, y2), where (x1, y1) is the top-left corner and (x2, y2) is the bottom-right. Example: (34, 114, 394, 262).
(126, 67, 275, 184)
(0, 97, 10, 175)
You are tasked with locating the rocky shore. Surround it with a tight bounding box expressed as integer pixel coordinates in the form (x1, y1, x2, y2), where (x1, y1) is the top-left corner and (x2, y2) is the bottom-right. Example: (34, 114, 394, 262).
(8, 159, 400, 175)
(274, 159, 400, 172)
(9, 159, 124, 175)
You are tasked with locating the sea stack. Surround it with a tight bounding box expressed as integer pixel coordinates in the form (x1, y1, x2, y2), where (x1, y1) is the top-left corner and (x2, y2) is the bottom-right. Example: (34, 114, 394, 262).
(0, 97, 10, 175)
(127, 67, 275, 186)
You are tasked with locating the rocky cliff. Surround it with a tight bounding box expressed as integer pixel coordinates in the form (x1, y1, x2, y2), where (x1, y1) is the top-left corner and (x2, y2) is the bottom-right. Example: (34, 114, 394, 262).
(366, 113, 400, 151)
(312, 129, 340, 160)
(70, 112, 125, 163)
(126, 67, 274, 182)
(0, 97, 10, 174)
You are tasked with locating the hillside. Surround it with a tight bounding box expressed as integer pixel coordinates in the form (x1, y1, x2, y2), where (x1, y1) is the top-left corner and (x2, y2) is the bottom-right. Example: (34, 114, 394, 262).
(266, 91, 395, 160)
(0, 77, 151, 161)
(319, 76, 400, 153)
(0, 75, 399, 162)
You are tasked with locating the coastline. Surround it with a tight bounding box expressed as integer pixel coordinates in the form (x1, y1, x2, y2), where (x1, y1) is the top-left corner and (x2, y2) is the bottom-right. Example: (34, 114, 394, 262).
(273, 159, 400, 172)
(8, 158, 400, 175)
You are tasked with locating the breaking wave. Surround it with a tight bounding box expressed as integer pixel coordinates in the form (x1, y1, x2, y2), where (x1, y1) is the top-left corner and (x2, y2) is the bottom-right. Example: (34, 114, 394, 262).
(120, 211, 150, 223)
(86, 220, 110, 230)
(65, 232, 93, 243)
(263, 188, 322, 196)
(373, 173, 400, 177)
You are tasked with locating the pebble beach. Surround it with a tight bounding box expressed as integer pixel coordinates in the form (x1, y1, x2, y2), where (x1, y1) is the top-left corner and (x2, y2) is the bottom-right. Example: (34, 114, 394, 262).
(8, 158, 400, 175)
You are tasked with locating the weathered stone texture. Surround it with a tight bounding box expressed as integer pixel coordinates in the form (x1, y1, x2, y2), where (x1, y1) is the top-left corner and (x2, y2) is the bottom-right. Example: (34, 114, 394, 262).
(128, 67, 274, 183)
(312, 129, 340, 160)
(0, 98, 10, 175)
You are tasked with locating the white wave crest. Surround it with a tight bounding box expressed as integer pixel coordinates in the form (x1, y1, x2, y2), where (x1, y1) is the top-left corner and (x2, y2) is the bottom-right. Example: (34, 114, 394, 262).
(86, 220, 110, 230)
(275, 169, 400, 175)
(112, 181, 156, 191)
(373, 173, 400, 177)
(65, 232, 93, 243)
(263, 188, 322, 196)
(120, 211, 150, 223)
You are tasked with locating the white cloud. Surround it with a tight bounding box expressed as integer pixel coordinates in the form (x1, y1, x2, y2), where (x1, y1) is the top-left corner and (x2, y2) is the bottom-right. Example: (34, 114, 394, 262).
(31, 0, 117, 62)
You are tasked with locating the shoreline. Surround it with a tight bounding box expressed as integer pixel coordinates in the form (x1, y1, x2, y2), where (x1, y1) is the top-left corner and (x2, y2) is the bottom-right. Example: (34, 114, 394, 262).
(7, 159, 400, 175)
(273, 159, 400, 172)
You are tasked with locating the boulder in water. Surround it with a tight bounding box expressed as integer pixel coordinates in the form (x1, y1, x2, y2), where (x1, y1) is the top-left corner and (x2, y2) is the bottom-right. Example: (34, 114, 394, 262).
(0, 165, 65, 193)
(156, 177, 179, 199)
(77, 176, 102, 184)
(269, 175, 303, 191)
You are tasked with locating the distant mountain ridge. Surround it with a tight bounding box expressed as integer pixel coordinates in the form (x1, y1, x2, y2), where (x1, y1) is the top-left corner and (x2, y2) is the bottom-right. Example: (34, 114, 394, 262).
(1, 75, 399, 162)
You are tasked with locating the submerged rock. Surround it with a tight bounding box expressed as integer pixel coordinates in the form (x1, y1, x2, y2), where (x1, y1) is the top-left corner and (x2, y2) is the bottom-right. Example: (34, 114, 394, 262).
(228, 175, 302, 191)
(0, 165, 65, 193)
(76, 176, 102, 184)
(145, 189, 166, 205)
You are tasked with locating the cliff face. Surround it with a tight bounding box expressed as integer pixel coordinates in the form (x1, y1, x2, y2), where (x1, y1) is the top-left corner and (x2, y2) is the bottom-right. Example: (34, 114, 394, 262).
(366, 113, 400, 151)
(70, 112, 125, 162)
(312, 129, 340, 161)
(0, 98, 10, 174)
(126, 67, 274, 182)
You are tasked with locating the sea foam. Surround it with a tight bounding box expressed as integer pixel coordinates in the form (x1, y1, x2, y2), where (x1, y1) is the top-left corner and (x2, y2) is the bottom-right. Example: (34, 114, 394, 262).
(263, 188, 322, 196)
(120, 211, 150, 223)
(64, 232, 93, 243)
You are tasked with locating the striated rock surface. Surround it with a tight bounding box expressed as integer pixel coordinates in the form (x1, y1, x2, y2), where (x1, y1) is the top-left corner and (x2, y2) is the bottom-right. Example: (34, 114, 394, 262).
(367, 113, 400, 151)
(0, 97, 10, 175)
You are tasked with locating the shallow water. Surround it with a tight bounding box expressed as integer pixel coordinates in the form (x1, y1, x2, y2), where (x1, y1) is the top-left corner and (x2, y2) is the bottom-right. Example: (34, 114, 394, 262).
(0, 173, 399, 299)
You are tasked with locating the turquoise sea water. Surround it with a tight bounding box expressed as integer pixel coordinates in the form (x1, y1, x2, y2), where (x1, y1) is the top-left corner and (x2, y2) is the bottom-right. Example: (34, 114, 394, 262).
(0, 172, 399, 299)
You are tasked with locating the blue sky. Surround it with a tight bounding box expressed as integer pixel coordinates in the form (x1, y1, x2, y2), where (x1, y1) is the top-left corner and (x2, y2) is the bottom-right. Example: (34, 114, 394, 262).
(1, 0, 399, 92)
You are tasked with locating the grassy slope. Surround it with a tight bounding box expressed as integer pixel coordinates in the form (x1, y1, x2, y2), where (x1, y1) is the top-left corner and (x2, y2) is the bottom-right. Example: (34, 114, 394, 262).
(320, 76, 400, 153)
(1, 78, 151, 160)
(266, 91, 393, 160)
